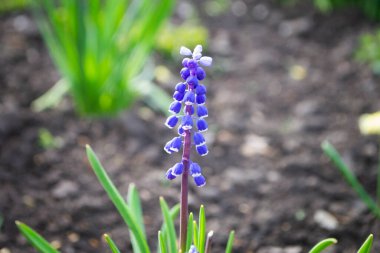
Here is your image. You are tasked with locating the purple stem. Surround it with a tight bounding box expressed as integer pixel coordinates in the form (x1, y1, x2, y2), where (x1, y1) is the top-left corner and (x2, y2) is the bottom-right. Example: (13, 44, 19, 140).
(180, 84, 194, 253)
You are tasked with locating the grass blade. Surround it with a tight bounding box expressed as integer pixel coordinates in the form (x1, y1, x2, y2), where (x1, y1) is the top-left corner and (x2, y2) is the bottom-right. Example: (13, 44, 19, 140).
(159, 197, 177, 253)
(86, 145, 150, 253)
(308, 238, 337, 253)
(103, 234, 121, 253)
(158, 231, 167, 253)
(127, 184, 146, 253)
(225, 231, 235, 253)
(321, 141, 380, 217)
(198, 205, 206, 253)
(186, 213, 194, 252)
(32, 78, 69, 112)
(193, 221, 198, 249)
(357, 234, 373, 253)
(16, 221, 60, 253)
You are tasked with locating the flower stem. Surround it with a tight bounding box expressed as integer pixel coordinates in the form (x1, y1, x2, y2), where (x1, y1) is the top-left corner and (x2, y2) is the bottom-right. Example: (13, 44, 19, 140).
(180, 85, 194, 253)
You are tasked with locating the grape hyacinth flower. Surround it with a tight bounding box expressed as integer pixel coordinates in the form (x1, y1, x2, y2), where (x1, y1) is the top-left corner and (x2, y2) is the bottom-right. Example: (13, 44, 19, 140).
(164, 45, 212, 252)
(164, 45, 212, 187)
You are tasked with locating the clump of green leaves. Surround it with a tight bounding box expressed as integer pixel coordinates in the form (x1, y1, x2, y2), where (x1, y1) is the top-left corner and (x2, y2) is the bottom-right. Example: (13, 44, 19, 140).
(356, 30, 380, 75)
(309, 235, 373, 253)
(322, 141, 380, 218)
(30, 0, 174, 116)
(313, 0, 380, 20)
(17, 146, 235, 253)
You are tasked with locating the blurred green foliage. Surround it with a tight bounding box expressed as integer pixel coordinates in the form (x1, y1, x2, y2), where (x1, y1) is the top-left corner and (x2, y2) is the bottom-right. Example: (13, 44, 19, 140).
(0, 0, 28, 13)
(38, 128, 62, 150)
(157, 23, 208, 57)
(356, 30, 380, 74)
(203, 0, 230, 17)
(31, 0, 174, 116)
(314, 0, 380, 20)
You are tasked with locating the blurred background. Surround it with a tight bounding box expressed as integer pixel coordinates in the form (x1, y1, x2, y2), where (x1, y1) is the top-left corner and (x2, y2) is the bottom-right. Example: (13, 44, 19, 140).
(1, 0, 380, 252)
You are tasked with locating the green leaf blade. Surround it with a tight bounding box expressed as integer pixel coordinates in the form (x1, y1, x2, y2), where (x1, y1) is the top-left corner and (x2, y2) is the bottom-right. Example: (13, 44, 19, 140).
(309, 238, 337, 253)
(357, 234, 373, 253)
(225, 230, 235, 253)
(103, 234, 121, 253)
(159, 197, 177, 253)
(16, 221, 60, 253)
(321, 140, 380, 217)
(86, 145, 150, 253)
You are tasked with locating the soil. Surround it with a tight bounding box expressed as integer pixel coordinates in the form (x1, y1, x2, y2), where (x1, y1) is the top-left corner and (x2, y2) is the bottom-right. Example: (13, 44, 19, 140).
(1, 1, 380, 252)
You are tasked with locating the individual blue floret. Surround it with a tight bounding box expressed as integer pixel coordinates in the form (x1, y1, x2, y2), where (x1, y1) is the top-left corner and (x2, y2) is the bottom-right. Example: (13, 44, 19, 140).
(165, 168, 176, 180)
(164, 139, 173, 154)
(193, 132, 206, 146)
(182, 58, 190, 67)
(178, 126, 185, 136)
(187, 59, 198, 69)
(172, 162, 184, 176)
(182, 115, 193, 130)
(196, 144, 208, 156)
(169, 101, 182, 114)
(196, 67, 206, 80)
(173, 91, 185, 101)
(170, 137, 182, 152)
(190, 162, 202, 177)
(186, 76, 199, 87)
(180, 67, 190, 80)
(165, 115, 179, 129)
(195, 84, 207, 95)
(197, 118, 208, 132)
(194, 175, 206, 187)
(196, 94, 206, 105)
(184, 91, 195, 105)
(197, 105, 208, 118)
(175, 82, 187, 93)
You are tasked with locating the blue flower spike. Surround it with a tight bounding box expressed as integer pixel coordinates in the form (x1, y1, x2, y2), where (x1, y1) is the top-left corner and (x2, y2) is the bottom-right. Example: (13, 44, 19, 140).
(164, 45, 212, 187)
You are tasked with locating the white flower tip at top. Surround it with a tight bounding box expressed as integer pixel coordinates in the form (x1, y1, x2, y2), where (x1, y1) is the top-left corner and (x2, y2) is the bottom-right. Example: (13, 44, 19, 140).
(193, 44, 203, 55)
(180, 46, 193, 56)
(199, 56, 212, 66)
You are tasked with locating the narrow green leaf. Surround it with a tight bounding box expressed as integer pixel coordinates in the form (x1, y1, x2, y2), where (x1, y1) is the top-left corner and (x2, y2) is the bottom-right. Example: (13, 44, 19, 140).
(158, 231, 167, 253)
(357, 234, 373, 253)
(159, 197, 177, 253)
(32, 78, 69, 112)
(225, 231, 235, 253)
(86, 145, 150, 253)
(198, 205, 206, 253)
(103, 234, 121, 253)
(127, 183, 145, 253)
(321, 141, 380, 217)
(16, 221, 60, 253)
(309, 238, 337, 253)
(186, 213, 194, 252)
(193, 221, 198, 249)
(159, 203, 179, 253)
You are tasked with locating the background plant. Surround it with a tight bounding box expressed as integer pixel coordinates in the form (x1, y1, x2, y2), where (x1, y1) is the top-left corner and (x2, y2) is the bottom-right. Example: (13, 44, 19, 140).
(356, 30, 380, 75)
(322, 140, 380, 218)
(313, 0, 380, 20)
(30, 0, 174, 116)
